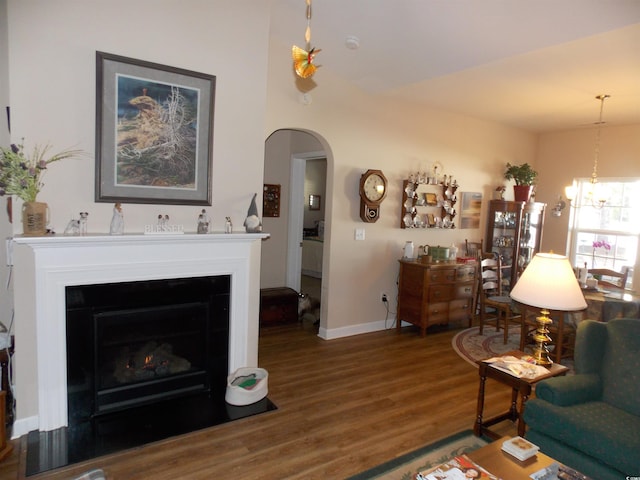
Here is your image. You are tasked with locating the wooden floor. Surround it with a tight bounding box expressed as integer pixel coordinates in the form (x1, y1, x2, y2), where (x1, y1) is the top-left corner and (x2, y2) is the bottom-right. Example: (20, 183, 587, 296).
(1, 321, 517, 480)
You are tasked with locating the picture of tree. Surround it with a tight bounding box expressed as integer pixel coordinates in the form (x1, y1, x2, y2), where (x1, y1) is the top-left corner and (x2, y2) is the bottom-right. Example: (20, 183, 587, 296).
(116, 75, 199, 189)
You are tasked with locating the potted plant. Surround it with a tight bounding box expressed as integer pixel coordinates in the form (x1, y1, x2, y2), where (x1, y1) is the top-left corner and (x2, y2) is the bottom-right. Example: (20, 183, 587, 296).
(0, 139, 83, 236)
(504, 162, 538, 202)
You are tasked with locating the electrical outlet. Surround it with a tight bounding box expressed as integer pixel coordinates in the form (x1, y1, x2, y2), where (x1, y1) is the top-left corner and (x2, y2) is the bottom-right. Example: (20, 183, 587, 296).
(381, 293, 388, 303)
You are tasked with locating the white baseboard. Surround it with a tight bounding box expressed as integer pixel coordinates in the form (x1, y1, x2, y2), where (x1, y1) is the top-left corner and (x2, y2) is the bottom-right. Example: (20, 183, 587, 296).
(318, 318, 399, 340)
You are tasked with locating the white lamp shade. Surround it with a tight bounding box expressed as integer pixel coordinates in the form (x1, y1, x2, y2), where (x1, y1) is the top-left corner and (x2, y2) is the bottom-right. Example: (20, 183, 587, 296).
(510, 253, 587, 311)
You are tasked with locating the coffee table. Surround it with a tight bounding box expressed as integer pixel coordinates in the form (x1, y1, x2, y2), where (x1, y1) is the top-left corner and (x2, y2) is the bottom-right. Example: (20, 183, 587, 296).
(474, 350, 569, 439)
(467, 436, 556, 479)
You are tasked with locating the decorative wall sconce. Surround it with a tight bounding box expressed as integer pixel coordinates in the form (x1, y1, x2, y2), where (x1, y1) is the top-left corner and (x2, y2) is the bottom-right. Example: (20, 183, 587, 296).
(551, 196, 567, 217)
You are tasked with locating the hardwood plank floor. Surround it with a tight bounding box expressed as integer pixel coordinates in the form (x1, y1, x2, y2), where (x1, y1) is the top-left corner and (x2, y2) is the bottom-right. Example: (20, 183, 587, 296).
(3, 322, 517, 479)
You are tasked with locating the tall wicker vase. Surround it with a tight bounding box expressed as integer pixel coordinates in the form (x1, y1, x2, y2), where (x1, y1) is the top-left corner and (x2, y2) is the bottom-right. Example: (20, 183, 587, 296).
(22, 201, 49, 236)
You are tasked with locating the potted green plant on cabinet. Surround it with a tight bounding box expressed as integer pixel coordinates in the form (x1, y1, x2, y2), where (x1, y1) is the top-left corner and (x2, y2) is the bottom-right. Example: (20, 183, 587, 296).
(504, 162, 538, 202)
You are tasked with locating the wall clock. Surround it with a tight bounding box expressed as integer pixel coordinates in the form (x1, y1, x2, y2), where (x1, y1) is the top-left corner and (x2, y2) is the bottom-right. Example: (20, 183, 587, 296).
(359, 169, 388, 223)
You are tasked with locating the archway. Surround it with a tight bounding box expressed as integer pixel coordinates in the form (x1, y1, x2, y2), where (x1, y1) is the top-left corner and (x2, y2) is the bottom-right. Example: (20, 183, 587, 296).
(261, 128, 333, 332)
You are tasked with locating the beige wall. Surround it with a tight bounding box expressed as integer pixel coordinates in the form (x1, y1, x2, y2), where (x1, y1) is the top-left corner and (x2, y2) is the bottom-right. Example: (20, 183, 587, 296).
(536, 124, 640, 288)
(264, 37, 539, 337)
(6, 0, 270, 235)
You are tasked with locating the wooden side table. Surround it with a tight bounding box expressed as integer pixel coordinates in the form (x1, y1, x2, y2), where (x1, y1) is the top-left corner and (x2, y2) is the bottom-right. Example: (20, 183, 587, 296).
(474, 350, 568, 439)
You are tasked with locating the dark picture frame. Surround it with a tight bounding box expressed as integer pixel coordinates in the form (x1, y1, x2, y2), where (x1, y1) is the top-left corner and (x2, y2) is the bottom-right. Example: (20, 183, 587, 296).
(95, 51, 215, 205)
(309, 194, 321, 211)
(263, 184, 281, 217)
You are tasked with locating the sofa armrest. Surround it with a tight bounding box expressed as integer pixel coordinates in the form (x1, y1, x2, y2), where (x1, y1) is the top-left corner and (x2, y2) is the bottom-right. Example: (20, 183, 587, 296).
(535, 373, 602, 406)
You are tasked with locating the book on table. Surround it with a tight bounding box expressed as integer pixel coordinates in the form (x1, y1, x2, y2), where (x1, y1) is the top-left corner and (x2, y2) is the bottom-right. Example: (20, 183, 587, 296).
(416, 454, 499, 480)
(501, 436, 539, 461)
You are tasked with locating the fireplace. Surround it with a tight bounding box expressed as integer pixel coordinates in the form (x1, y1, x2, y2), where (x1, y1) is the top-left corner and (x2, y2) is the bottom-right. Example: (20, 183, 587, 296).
(12, 233, 268, 438)
(66, 276, 230, 423)
(13, 234, 275, 475)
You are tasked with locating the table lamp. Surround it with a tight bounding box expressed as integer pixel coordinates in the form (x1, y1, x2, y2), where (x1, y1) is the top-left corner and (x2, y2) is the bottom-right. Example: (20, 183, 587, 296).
(510, 253, 587, 366)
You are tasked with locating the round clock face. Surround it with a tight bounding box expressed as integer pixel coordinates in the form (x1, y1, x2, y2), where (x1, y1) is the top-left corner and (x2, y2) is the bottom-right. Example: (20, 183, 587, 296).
(363, 173, 386, 202)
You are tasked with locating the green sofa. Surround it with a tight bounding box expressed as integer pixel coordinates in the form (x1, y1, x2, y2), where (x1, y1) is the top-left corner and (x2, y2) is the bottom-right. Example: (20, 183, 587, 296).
(523, 318, 640, 480)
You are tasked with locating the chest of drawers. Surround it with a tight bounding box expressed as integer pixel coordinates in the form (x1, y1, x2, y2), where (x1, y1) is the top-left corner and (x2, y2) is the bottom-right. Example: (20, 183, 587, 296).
(397, 260, 476, 336)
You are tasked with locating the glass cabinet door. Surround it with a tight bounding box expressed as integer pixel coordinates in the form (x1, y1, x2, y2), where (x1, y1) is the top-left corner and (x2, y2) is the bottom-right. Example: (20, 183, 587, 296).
(486, 200, 546, 293)
(487, 201, 524, 293)
(518, 202, 546, 277)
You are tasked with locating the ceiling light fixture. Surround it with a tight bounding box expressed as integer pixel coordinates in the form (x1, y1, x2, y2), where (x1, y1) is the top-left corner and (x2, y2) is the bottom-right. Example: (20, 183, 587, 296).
(291, 0, 321, 79)
(565, 94, 610, 209)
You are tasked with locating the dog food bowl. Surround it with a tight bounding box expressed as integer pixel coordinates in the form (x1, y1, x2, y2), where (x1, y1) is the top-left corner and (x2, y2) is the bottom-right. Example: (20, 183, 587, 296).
(225, 367, 269, 406)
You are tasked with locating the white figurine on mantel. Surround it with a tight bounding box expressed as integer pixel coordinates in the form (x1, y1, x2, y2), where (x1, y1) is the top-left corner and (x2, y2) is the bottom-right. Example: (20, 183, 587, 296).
(110, 203, 124, 235)
(224, 216, 233, 233)
(197, 209, 210, 234)
(64, 212, 88, 235)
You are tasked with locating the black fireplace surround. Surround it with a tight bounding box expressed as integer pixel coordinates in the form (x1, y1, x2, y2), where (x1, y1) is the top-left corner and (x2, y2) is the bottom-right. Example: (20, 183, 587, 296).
(25, 275, 276, 476)
(66, 276, 231, 424)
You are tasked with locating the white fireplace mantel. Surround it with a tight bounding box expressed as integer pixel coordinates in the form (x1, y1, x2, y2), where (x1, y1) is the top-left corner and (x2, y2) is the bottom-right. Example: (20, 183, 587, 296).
(11, 233, 268, 437)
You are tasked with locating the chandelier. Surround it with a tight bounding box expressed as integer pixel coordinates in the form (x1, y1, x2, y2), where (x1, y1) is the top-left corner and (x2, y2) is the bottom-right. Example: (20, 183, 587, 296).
(565, 94, 609, 209)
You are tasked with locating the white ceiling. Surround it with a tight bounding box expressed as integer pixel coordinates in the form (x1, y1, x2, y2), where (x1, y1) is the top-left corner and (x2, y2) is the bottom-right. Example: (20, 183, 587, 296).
(269, 0, 640, 133)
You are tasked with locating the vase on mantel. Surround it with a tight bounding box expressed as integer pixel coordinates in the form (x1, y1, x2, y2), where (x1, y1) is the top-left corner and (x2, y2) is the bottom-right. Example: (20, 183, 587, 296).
(22, 201, 49, 236)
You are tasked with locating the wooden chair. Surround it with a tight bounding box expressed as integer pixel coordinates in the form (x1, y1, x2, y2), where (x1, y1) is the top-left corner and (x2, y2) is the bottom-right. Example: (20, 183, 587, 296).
(477, 256, 521, 344)
(465, 239, 483, 258)
(588, 267, 629, 290)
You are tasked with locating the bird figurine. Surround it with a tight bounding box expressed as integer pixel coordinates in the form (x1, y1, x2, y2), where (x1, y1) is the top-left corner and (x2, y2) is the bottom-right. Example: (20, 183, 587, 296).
(244, 193, 262, 233)
(292, 45, 321, 79)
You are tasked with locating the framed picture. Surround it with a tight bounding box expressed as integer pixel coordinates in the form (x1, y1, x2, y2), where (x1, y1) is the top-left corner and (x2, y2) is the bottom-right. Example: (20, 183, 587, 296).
(309, 194, 321, 210)
(460, 192, 483, 229)
(95, 51, 216, 205)
(427, 213, 436, 227)
(425, 192, 438, 206)
(263, 184, 281, 217)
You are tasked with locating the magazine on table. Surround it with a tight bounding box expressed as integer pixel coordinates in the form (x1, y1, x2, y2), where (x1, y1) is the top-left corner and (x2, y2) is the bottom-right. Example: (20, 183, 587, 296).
(416, 454, 500, 480)
(484, 355, 549, 379)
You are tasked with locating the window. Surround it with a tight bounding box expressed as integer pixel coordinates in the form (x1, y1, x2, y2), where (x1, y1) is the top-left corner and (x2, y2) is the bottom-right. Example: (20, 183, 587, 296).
(567, 178, 640, 289)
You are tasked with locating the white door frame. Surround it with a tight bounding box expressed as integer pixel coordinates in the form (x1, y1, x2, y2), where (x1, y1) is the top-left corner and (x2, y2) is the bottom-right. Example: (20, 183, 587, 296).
(285, 151, 326, 292)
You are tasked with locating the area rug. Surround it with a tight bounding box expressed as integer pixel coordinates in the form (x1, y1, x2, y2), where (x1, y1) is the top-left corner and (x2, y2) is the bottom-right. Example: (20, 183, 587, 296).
(452, 326, 522, 367)
(452, 327, 574, 373)
(347, 430, 489, 480)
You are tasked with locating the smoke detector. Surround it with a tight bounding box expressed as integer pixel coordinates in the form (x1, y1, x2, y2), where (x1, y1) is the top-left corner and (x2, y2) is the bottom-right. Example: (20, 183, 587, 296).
(345, 35, 360, 50)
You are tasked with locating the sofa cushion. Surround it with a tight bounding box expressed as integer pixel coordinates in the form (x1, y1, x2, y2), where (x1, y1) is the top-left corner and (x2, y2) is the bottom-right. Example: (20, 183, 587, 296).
(524, 400, 640, 475)
(600, 319, 640, 417)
